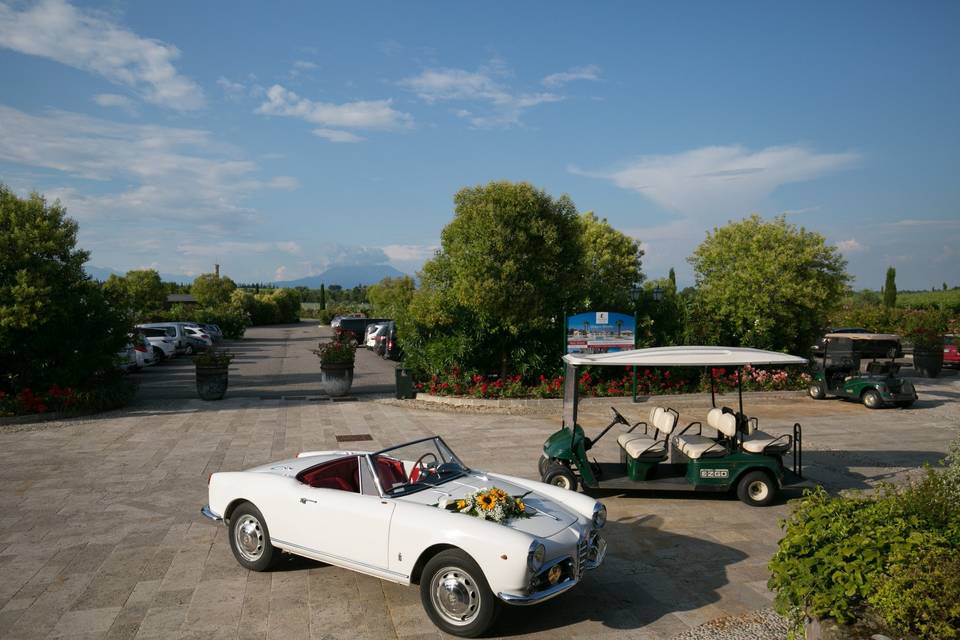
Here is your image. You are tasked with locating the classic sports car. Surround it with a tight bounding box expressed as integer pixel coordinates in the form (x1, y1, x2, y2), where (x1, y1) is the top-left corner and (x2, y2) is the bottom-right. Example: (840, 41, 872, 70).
(201, 436, 607, 637)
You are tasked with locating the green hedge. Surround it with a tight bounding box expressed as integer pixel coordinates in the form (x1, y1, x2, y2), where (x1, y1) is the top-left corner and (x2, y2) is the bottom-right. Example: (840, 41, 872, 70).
(769, 436, 960, 639)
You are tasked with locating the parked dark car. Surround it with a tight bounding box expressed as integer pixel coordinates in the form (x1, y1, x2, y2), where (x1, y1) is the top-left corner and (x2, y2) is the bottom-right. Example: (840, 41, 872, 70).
(383, 322, 402, 361)
(335, 317, 390, 345)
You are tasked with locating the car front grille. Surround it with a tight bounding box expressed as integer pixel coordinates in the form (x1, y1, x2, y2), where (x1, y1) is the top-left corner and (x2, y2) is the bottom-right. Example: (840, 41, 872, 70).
(577, 534, 588, 577)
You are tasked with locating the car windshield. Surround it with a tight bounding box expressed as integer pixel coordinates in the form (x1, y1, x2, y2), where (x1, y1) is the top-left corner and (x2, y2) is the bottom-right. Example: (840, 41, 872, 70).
(370, 437, 469, 497)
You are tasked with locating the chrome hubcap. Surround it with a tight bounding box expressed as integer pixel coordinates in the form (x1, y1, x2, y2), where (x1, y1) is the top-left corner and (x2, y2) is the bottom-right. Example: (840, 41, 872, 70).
(552, 475, 571, 489)
(748, 480, 769, 502)
(234, 515, 264, 562)
(431, 567, 480, 625)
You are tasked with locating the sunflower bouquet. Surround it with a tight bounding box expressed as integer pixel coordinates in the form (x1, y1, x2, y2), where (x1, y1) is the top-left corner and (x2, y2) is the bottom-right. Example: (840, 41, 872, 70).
(440, 487, 531, 524)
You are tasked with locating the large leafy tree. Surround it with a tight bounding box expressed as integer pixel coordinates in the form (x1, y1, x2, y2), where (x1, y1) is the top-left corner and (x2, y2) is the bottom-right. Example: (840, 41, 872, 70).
(102, 269, 166, 314)
(0, 185, 130, 389)
(406, 181, 583, 375)
(577, 211, 644, 311)
(688, 214, 849, 354)
(191, 273, 237, 306)
(368, 276, 415, 319)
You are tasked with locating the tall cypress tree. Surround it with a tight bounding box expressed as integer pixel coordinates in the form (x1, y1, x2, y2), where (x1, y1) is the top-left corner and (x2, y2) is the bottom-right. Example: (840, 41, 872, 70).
(883, 267, 897, 308)
(319, 283, 326, 309)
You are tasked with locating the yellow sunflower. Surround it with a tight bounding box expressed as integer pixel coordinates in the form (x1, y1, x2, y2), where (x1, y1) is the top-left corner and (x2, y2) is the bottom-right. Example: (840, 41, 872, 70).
(490, 488, 509, 502)
(477, 493, 497, 511)
(514, 498, 525, 512)
(455, 499, 466, 510)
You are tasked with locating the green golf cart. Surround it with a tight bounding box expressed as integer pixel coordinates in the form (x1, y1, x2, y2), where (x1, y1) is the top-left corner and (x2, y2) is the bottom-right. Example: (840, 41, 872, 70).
(808, 333, 917, 409)
(538, 346, 810, 507)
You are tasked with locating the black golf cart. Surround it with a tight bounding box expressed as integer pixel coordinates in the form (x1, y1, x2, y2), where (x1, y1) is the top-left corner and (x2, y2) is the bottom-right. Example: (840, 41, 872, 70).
(808, 333, 917, 409)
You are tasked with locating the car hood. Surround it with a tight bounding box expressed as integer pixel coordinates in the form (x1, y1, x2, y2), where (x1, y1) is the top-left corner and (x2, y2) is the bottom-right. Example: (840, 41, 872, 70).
(395, 472, 580, 538)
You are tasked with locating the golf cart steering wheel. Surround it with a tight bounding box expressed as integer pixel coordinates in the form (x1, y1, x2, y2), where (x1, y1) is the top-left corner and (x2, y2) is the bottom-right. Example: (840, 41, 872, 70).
(610, 406, 630, 426)
(410, 452, 439, 482)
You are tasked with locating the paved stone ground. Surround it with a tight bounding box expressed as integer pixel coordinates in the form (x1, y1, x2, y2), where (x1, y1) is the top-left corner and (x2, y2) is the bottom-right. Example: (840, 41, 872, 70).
(1, 328, 957, 639)
(129, 324, 398, 400)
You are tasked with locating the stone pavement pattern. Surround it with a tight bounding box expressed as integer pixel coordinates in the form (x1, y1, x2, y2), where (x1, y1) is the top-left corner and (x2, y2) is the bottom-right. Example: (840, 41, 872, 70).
(1, 327, 957, 639)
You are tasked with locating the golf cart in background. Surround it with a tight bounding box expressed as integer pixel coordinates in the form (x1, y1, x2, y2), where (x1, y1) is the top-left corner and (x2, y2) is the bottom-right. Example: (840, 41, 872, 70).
(539, 346, 810, 507)
(808, 333, 917, 409)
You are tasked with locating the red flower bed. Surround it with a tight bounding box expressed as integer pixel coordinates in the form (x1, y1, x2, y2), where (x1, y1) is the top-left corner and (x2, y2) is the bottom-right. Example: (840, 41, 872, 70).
(0, 385, 78, 416)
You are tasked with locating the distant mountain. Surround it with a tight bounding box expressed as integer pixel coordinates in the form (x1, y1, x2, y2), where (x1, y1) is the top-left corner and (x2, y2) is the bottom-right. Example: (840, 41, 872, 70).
(277, 264, 406, 288)
(84, 264, 194, 285)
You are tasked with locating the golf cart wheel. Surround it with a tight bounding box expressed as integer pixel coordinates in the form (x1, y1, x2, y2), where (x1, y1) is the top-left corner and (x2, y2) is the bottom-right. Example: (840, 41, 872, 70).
(542, 462, 578, 492)
(808, 383, 826, 400)
(862, 389, 883, 409)
(736, 470, 777, 507)
(537, 455, 551, 477)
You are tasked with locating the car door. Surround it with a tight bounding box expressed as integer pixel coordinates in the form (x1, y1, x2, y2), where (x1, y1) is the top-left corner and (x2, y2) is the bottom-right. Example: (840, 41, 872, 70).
(289, 456, 396, 571)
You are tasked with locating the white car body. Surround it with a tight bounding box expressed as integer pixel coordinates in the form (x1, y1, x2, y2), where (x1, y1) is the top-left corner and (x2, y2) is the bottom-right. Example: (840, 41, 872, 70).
(184, 326, 213, 348)
(203, 437, 606, 635)
(364, 322, 388, 348)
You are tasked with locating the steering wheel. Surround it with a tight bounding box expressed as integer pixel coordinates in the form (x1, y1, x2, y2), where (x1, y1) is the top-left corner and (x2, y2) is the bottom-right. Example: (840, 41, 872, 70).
(410, 452, 439, 483)
(610, 406, 630, 426)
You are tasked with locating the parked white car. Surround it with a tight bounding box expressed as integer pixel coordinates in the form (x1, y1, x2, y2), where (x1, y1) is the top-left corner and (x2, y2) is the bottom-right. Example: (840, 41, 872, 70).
(202, 436, 606, 637)
(184, 325, 213, 349)
(364, 322, 389, 349)
(140, 327, 177, 361)
(132, 333, 156, 368)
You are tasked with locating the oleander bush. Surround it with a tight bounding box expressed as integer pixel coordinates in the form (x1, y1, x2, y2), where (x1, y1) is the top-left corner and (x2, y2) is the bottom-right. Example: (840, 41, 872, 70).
(768, 434, 960, 639)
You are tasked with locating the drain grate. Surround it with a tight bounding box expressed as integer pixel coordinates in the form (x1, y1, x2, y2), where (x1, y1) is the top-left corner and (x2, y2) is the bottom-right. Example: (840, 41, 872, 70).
(335, 434, 373, 443)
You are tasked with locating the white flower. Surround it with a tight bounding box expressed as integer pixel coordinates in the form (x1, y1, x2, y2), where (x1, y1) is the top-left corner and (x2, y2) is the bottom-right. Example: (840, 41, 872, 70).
(437, 497, 448, 509)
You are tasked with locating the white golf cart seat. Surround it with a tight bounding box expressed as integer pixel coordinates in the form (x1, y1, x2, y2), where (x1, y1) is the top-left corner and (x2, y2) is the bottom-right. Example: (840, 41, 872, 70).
(673, 408, 735, 460)
(740, 417, 792, 454)
(617, 407, 675, 460)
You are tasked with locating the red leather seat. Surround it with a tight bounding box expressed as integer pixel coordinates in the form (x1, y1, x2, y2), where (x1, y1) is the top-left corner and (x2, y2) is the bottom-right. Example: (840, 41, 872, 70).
(297, 457, 360, 492)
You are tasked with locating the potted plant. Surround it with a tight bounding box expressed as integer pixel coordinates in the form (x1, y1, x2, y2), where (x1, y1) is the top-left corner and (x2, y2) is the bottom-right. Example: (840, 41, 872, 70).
(195, 348, 234, 400)
(900, 309, 948, 378)
(314, 333, 356, 397)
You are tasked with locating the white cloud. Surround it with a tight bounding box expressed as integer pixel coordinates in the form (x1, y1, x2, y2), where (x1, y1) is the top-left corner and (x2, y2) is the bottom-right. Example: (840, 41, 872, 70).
(313, 128, 365, 143)
(274, 265, 287, 280)
(292, 60, 317, 70)
(381, 243, 438, 262)
(93, 93, 134, 109)
(399, 66, 562, 127)
(575, 145, 860, 216)
(177, 241, 303, 257)
(0, 0, 204, 110)
(216, 76, 246, 97)
(542, 64, 601, 88)
(0, 104, 294, 229)
(256, 84, 412, 131)
(836, 238, 865, 253)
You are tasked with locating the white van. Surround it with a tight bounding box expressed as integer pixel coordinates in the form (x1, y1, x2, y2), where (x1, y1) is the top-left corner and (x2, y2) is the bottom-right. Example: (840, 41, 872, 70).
(138, 322, 200, 354)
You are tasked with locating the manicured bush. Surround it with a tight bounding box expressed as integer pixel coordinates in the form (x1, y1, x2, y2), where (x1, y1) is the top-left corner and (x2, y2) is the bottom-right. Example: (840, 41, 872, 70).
(768, 436, 960, 639)
(0, 375, 136, 417)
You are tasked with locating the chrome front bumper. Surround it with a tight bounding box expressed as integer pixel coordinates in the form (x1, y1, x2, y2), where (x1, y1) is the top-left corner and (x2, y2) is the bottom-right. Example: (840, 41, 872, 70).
(200, 504, 223, 523)
(498, 534, 606, 606)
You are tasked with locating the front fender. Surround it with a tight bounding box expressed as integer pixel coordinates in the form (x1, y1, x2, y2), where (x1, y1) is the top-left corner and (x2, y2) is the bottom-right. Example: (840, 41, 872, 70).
(543, 427, 576, 461)
(388, 501, 536, 595)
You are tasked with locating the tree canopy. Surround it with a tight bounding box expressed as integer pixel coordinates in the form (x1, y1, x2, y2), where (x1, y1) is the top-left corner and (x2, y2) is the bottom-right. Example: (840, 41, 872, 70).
(103, 269, 166, 315)
(191, 273, 237, 306)
(577, 211, 644, 311)
(688, 214, 849, 354)
(368, 276, 415, 319)
(0, 185, 129, 389)
(884, 267, 897, 308)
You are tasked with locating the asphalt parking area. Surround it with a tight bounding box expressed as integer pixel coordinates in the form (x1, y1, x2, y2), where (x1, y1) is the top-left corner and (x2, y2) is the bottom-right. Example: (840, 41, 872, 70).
(0, 363, 957, 639)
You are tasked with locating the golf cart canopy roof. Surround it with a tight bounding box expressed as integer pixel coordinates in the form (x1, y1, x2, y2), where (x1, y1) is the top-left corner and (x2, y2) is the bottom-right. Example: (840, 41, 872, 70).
(562, 346, 806, 367)
(824, 332, 900, 341)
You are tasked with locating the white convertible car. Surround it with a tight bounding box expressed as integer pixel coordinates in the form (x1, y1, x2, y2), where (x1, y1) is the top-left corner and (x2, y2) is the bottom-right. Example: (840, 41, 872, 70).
(202, 436, 607, 637)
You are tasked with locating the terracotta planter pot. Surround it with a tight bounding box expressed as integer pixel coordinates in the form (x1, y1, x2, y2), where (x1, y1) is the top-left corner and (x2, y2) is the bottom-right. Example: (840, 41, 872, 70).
(320, 362, 354, 397)
(196, 364, 229, 400)
(913, 348, 943, 378)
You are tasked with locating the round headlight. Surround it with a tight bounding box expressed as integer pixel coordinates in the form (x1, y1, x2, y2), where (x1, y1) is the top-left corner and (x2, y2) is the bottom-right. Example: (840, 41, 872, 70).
(592, 502, 607, 529)
(527, 542, 546, 572)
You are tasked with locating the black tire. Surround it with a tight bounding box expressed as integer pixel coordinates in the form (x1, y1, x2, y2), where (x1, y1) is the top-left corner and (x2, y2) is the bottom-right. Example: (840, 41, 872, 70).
(862, 389, 883, 409)
(542, 461, 578, 492)
(184, 344, 195, 355)
(537, 454, 551, 477)
(228, 502, 278, 572)
(736, 470, 777, 507)
(808, 382, 826, 400)
(152, 347, 165, 363)
(420, 549, 499, 638)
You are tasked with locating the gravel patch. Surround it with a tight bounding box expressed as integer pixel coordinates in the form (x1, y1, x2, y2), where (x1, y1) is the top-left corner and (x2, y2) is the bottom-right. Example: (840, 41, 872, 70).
(671, 608, 789, 640)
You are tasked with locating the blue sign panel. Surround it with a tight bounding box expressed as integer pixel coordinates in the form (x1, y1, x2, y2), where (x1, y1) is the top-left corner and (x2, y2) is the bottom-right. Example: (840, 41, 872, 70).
(567, 311, 635, 354)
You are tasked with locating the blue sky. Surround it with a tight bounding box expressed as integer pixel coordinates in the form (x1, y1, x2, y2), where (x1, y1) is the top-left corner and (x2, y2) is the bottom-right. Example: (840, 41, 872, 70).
(1, 0, 958, 289)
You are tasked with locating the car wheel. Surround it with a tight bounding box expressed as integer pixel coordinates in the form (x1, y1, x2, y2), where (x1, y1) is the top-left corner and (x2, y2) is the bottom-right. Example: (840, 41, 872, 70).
(537, 454, 551, 477)
(185, 344, 194, 355)
(542, 461, 578, 492)
(862, 389, 883, 409)
(152, 347, 165, 362)
(228, 502, 278, 572)
(420, 549, 499, 638)
(808, 382, 826, 399)
(736, 470, 777, 507)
